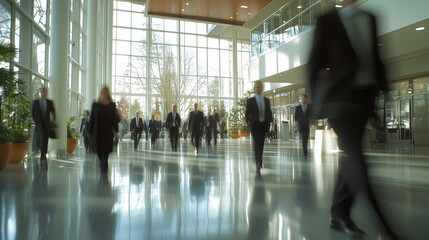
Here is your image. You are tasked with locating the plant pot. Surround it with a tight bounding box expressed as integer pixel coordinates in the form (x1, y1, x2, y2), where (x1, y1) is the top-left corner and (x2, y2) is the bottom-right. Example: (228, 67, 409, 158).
(238, 129, 250, 137)
(229, 131, 239, 139)
(9, 142, 29, 164)
(67, 138, 78, 153)
(0, 143, 12, 170)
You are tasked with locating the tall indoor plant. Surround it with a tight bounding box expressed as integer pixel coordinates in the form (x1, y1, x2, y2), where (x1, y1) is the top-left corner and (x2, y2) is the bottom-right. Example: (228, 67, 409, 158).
(0, 42, 32, 164)
(67, 116, 80, 153)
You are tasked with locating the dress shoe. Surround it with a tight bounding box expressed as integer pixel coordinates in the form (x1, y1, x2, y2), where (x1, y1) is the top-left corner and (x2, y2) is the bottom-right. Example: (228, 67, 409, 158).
(330, 217, 366, 237)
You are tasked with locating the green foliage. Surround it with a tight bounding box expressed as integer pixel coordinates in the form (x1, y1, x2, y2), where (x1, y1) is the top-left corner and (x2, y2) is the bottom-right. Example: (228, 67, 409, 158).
(0, 42, 32, 143)
(237, 89, 255, 130)
(67, 116, 80, 139)
(228, 107, 240, 132)
(0, 123, 13, 144)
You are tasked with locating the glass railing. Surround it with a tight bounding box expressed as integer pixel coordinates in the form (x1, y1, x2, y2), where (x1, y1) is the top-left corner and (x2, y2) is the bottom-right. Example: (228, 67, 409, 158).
(251, 0, 338, 58)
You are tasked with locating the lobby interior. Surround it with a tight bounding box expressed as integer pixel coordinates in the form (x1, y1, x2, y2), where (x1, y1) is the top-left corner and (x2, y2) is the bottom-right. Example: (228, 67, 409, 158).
(1, 0, 429, 239)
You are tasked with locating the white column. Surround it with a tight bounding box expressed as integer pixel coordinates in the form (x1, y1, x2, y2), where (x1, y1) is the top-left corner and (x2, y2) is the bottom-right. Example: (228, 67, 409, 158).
(146, 17, 152, 117)
(105, 0, 114, 88)
(50, 0, 69, 151)
(86, 0, 98, 109)
(232, 28, 238, 108)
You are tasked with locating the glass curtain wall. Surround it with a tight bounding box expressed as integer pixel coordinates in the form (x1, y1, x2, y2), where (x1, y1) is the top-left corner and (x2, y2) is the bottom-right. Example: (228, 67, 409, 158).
(0, 0, 89, 123)
(251, 0, 341, 57)
(0, 0, 50, 99)
(112, 0, 250, 122)
(69, 0, 88, 120)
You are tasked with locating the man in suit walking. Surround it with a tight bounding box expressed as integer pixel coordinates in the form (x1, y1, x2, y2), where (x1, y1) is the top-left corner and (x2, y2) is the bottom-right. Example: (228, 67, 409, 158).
(307, 0, 397, 238)
(295, 94, 310, 159)
(32, 86, 56, 160)
(245, 82, 273, 171)
(165, 104, 181, 152)
(130, 111, 143, 150)
(188, 103, 204, 155)
(148, 114, 158, 149)
(212, 108, 220, 145)
(80, 110, 90, 153)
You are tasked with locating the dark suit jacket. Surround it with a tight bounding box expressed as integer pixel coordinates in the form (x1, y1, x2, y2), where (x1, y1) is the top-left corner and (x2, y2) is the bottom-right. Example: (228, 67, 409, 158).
(165, 112, 181, 130)
(245, 96, 273, 132)
(307, 9, 387, 120)
(80, 117, 90, 137)
(130, 117, 143, 134)
(32, 98, 56, 136)
(148, 119, 158, 135)
(295, 104, 310, 132)
(88, 102, 119, 153)
(188, 110, 204, 134)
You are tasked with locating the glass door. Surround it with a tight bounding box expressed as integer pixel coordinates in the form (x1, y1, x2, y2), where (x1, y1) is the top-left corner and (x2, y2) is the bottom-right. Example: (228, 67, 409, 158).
(386, 97, 412, 144)
(413, 94, 429, 145)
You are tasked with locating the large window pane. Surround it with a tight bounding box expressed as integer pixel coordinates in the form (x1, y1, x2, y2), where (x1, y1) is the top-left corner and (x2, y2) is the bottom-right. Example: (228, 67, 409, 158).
(115, 11, 131, 27)
(197, 48, 207, 76)
(164, 19, 178, 32)
(0, 2, 11, 44)
(132, 12, 146, 28)
(132, 29, 146, 42)
(34, 0, 47, 31)
(33, 31, 46, 76)
(208, 49, 219, 76)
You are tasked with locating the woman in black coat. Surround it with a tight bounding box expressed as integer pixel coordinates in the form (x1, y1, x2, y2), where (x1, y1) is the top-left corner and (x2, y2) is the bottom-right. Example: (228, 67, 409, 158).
(88, 87, 120, 173)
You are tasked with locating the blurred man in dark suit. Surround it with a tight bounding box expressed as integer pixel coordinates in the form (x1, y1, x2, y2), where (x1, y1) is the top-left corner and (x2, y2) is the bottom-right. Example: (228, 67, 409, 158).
(307, 0, 397, 238)
(211, 108, 220, 145)
(188, 103, 204, 155)
(295, 94, 310, 159)
(80, 110, 90, 153)
(148, 114, 158, 149)
(32, 86, 56, 160)
(245, 82, 273, 171)
(165, 104, 181, 152)
(130, 111, 143, 150)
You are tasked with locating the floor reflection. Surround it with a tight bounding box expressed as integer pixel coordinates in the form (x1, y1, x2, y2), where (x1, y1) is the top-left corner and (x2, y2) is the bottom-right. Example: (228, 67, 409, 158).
(0, 139, 428, 239)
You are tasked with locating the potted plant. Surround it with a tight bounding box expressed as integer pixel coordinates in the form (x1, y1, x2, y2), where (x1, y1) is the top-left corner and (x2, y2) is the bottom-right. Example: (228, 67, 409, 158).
(67, 116, 80, 153)
(228, 107, 240, 138)
(0, 124, 13, 170)
(237, 89, 254, 137)
(0, 42, 32, 164)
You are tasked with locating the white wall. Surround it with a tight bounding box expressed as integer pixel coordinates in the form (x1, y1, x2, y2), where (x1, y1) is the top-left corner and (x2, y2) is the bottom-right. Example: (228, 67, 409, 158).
(250, 0, 429, 81)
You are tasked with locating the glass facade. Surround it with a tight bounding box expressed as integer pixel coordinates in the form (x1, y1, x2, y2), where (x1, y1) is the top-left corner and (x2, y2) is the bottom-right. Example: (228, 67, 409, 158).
(112, 1, 250, 120)
(251, 0, 339, 57)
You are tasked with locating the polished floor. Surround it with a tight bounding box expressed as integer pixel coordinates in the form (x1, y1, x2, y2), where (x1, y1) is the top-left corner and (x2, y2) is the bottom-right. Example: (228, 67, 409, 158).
(1, 136, 428, 240)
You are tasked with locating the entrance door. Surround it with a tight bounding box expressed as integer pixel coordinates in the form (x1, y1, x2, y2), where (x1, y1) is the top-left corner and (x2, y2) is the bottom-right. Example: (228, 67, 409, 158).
(386, 97, 412, 144)
(413, 94, 429, 145)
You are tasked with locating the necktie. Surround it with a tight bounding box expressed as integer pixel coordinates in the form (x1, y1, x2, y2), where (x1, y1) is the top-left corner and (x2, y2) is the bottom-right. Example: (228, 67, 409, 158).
(259, 96, 264, 121)
(136, 118, 139, 127)
(41, 99, 47, 115)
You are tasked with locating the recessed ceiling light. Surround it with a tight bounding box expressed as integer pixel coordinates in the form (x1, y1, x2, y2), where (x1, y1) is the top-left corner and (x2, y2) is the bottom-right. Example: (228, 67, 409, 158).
(283, 20, 286, 23)
(241, 5, 248, 9)
(335, 5, 342, 8)
(248, 12, 251, 15)
(230, 16, 233, 19)
(186, 2, 189, 5)
(297, 6, 302, 9)
(182, 8, 185, 12)
(236, 13, 239, 15)
(377, 43, 384, 46)
(416, 27, 425, 31)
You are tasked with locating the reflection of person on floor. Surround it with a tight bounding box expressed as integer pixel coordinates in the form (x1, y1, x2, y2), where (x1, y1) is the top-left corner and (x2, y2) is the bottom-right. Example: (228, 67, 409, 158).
(247, 172, 269, 239)
(307, 0, 397, 238)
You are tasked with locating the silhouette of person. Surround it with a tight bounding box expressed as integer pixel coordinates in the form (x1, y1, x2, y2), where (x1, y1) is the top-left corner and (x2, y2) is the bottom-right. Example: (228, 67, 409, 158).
(307, 1, 397, 238)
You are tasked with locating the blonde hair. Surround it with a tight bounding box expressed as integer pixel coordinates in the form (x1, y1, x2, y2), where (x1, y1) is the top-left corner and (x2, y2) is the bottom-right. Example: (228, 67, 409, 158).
(98, 86, 113, 104)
